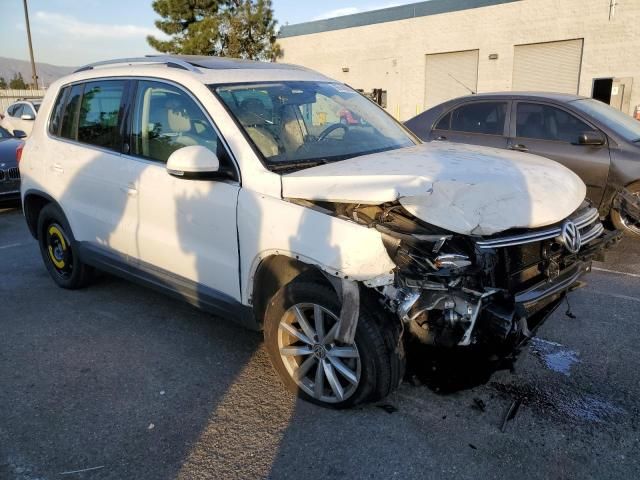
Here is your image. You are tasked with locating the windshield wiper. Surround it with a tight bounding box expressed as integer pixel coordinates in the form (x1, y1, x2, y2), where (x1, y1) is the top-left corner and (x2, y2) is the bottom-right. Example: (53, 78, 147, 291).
(269, 159, 329, 173)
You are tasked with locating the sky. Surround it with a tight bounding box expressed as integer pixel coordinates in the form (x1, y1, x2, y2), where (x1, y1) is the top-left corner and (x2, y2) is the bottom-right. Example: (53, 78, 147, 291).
(0, 0, 408, 67)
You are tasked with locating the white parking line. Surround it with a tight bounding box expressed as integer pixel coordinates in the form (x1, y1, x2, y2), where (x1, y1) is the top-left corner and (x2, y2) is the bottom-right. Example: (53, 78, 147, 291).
(592, 266, 640, 279)
(0, 242, 26, 250)
(589, 289, 640, 304)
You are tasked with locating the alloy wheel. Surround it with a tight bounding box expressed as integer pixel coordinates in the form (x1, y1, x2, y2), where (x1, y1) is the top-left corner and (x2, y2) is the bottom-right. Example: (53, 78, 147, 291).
(278, 303, 361, 403)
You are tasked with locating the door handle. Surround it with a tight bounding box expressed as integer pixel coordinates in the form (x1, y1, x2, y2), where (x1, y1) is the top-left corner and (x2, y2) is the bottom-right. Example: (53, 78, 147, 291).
(435, 135, 447, 141)
(509, 144, 528, 152)
(51, 163, 64, 173)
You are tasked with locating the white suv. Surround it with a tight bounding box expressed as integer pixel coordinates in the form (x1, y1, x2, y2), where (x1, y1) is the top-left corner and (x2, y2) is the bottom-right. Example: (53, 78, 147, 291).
(20, 55, 617, 408)
(1, 99, 41, 137)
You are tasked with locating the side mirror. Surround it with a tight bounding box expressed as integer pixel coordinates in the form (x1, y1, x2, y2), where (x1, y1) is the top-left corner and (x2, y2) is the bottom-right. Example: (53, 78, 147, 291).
(166, 145, 220, 179)
(578, 131, 605, 146)
(13, 130, 27, 139)
(20, 114, 35, 121)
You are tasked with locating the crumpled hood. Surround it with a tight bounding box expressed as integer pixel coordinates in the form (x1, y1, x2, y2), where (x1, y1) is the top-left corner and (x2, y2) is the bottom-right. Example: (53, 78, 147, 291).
(281, 142, 586, 236)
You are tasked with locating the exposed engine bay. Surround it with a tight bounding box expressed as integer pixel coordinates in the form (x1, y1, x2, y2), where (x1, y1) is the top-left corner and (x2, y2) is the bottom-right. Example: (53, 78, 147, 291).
(292, 198, 622, 351)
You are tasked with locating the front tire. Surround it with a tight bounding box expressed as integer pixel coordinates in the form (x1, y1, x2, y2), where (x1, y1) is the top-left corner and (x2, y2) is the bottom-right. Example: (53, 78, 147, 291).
(264, 280, 404, 408)
(37, 204, 92, 289)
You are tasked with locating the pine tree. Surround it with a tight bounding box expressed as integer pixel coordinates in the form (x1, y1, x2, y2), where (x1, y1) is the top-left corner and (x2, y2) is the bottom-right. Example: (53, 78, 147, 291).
(0, 77, 7, 89)
(9, 72, 28, 90)
(147, 0, 282, 61)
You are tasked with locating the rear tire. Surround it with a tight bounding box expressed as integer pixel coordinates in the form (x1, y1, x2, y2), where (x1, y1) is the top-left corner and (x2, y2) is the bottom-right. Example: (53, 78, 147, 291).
(37, 204, 92, 289)
(611, 181, 640, 239)
(264, 280, 404, 408)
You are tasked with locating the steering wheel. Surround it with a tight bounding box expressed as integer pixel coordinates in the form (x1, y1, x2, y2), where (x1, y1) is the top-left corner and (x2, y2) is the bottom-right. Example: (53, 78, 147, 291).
(318, 123, 348, 141)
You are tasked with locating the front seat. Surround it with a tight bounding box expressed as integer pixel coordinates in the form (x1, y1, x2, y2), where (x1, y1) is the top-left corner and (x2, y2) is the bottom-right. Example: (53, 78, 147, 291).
(166, 99, 198, 147)
(238, 98, 280, 158)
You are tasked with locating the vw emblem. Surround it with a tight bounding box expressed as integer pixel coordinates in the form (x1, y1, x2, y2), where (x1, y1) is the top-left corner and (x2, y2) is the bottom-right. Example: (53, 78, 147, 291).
(561, 220, 581, 253)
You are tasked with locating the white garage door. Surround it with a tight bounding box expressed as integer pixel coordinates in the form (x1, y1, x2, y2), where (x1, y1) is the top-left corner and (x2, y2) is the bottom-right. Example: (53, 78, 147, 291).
(424, 50, 479, 108)
(512, 39, 583, 93)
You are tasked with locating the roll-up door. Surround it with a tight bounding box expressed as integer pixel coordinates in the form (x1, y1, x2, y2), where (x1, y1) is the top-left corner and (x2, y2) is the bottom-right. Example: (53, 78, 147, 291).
(512, 39, 583, 93)
(424, 49, 479, 108)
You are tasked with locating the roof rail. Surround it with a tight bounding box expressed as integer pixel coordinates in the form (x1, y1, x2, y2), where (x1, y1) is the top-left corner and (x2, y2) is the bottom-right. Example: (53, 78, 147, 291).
(74, 55, 202, 74)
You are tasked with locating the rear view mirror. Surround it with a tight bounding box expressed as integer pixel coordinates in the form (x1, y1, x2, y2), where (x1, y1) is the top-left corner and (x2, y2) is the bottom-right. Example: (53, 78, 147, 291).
(13, 130, 27, 139)
(578, 131, 605, 146)
(20, 114, 35, 121)
(166, 145, 220, 179)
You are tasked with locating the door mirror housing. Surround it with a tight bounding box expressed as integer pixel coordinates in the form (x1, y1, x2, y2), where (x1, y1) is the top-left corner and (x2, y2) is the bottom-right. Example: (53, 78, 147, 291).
(13, 130, 27, 139)
(20, 114, 35, 121)
(166, 145, 220, 179)
(578, 131, 605, 146)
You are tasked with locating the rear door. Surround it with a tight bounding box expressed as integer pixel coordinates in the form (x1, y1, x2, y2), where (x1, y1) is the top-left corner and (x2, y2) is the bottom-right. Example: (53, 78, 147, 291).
(430, 100, 510, 149)
(508, 101, 611, 206)
(50, 79, 139, 257)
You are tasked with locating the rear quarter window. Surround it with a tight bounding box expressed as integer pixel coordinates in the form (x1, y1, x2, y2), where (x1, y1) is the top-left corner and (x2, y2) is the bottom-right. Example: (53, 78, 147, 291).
(49, 87, 69, 136)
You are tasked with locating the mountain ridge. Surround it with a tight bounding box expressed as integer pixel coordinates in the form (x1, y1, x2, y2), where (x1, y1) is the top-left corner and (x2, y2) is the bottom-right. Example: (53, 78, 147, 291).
(0, 56, 75, 88)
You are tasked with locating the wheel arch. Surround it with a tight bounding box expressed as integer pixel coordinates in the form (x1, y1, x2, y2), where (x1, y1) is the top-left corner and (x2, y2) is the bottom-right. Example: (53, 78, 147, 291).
(250, 254, 332, 328)
(23, 189, 61, 239)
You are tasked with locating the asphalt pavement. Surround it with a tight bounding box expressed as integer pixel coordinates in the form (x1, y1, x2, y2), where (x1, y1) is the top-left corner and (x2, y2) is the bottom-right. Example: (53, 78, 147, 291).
(1, 205, 639, 480)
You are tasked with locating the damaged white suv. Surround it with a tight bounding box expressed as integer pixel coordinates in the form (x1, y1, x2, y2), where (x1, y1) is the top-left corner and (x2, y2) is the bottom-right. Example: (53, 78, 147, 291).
(21, 56, 619, 407)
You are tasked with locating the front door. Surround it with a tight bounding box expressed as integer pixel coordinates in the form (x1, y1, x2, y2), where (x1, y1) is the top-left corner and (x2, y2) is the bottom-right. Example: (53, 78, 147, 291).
(508, 101, 611, 206)
(127, 80, 241, 301)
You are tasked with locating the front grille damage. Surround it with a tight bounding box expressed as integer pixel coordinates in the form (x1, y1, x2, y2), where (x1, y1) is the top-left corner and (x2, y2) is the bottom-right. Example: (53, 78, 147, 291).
(302, 200, 620, 351)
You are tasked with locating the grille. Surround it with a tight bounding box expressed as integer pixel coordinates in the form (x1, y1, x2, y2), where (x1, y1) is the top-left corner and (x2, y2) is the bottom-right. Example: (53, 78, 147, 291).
(479, 206, 603, 293)
(7, 167, 19, 180)
(476, 207, 601, 250)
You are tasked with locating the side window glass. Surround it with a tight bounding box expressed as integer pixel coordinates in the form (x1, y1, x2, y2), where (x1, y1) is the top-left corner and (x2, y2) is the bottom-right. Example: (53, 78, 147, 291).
(13, 105, 24, 118)
(23, 105, 35, 117)
(60, 84, 83, 140)
(49, 87, 68, 136)
(77, 80, 126, 149)
(434, 112, 451, 130)
(450, 102, 507, 135)
(7, 105, 16, 116)
(131, 81, 220, 163)
(516, 103, 592, 143)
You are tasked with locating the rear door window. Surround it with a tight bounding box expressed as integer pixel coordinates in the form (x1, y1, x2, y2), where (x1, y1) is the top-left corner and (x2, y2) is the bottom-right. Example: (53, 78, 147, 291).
(77, 80, 126, 149)
(450, 102, 507, 135)
(516, 103, 592, 143)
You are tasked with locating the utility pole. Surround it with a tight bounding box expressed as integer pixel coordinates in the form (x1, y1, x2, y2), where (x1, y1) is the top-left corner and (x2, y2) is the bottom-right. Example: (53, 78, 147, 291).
(22, 0, 38, 89)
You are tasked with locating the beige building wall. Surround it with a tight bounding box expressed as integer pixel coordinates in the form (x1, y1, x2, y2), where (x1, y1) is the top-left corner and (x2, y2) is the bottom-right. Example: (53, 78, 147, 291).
(279, 0, 640, 121)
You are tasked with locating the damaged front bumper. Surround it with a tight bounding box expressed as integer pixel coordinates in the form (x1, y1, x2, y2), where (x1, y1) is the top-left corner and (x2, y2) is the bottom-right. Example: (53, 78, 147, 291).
(382, 215, 622, 350)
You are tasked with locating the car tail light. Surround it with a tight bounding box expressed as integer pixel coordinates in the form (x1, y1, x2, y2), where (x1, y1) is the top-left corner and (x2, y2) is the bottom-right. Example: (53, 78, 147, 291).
(16, 143, 24, 164)
(0, 113, 4, 120)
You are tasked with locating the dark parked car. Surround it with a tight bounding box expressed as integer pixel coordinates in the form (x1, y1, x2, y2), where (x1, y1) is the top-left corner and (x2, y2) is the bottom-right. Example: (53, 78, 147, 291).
(406, 93, 640, 237)
(0, 126, 23, 205)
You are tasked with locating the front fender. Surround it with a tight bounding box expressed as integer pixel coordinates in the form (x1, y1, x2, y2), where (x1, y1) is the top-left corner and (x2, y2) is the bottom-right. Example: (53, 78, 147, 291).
(238, 190, 396, 303)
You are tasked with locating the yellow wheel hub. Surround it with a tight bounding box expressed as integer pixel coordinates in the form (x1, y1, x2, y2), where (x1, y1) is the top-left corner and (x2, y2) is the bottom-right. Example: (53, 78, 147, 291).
(47, 225, 68, 269)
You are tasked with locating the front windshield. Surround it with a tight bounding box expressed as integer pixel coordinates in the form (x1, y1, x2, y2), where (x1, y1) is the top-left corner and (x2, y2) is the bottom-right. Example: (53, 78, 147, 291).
(213, 81, 416, 171)
(571, 98, 640, 142)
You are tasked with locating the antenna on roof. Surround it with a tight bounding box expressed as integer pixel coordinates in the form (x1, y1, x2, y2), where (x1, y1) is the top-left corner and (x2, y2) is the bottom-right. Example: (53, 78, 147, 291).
(447, 73, 476, 95)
